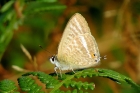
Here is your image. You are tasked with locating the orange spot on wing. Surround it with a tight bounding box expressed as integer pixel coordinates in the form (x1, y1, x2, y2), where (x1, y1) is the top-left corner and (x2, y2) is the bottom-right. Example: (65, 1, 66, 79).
(90, 53, 95, 58)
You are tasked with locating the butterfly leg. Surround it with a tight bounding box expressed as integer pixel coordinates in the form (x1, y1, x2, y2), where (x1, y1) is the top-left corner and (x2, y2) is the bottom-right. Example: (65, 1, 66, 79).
(72, 68, 75, 73)
(55, 66, 62, 77)
(54, 66, 58, 76)
(58, 67, 62, 77)
(70, 66, 75, 73)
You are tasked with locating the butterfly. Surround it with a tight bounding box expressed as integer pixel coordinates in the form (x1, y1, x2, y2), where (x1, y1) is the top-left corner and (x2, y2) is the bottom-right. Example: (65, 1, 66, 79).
(50, 13, 100, 73)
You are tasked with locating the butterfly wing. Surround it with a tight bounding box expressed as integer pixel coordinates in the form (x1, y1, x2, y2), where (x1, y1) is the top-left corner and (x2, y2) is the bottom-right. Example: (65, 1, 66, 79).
(58, 13, 91, 52)
(57, 13, 100, 70)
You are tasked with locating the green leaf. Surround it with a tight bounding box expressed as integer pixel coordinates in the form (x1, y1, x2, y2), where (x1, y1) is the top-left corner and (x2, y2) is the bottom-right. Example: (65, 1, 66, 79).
(63, 80, 94, 90)
(24, 2, 66, 15)
(96, 68, 140, 90)
(35, 0, 57, 3)
(0, 79, 19, 93)
(0, 8, 14, 23)
(18, 76, 45, 93)
(0, 1, 15, 12)
(22, 71, 59, 89)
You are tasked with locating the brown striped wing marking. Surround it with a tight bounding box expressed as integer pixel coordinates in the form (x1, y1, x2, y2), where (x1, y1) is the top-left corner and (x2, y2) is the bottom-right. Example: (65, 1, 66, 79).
(57, 13, 100, 70)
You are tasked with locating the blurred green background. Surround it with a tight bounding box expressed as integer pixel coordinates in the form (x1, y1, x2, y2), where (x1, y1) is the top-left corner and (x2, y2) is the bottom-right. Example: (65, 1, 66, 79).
(0, 0, 140, 93)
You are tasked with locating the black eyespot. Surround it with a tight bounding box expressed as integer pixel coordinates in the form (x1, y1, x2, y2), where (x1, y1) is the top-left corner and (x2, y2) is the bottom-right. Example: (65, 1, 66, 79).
(94, 54, 96, 56)
(51, 56, 55, 61)
(95, 60, 98, 62)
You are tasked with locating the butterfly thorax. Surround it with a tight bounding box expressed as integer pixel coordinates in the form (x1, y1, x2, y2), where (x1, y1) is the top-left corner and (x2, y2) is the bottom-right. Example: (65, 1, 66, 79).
(50, 55, 72, 70)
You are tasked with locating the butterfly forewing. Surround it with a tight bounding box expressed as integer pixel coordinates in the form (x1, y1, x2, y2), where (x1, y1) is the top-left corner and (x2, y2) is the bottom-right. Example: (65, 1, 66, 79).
(57, 13, 100, 70)
(58, 13, 91, 53)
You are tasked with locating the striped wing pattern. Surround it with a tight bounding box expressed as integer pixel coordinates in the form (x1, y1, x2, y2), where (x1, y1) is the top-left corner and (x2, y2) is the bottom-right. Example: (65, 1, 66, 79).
(57, 13, 100, 70)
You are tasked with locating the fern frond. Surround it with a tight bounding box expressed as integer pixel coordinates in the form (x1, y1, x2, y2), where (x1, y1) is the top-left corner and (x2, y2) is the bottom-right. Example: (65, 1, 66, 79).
(96, 68, 140, 89)
(0, 79, 19, 93)
(22, 71, 59, 89)
(18, 76, 45, 93)
(74, 69, 98, 78)
(17, 68, 140, 93)
(55, 89, 86, 93)
(63, 80, 94, 90)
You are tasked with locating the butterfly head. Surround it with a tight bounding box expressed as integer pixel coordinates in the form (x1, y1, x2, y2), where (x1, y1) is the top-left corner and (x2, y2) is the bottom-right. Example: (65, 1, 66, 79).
(50, 55, 57, 64)
(50, 55, 62, 69)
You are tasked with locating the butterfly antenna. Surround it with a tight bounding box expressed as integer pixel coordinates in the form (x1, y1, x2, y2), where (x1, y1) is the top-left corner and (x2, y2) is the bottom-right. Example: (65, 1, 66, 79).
(39, 45, 53, 56)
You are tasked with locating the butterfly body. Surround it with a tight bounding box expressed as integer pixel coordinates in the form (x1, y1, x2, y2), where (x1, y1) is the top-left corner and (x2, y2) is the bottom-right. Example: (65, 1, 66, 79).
(50, 13, 100, 71)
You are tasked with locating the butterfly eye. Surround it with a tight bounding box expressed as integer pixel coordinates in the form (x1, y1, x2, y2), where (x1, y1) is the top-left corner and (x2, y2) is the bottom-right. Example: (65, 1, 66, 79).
(94, 54, 96, 56)
(51, 56, 55, 61)
(50, 56, 55, 64)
